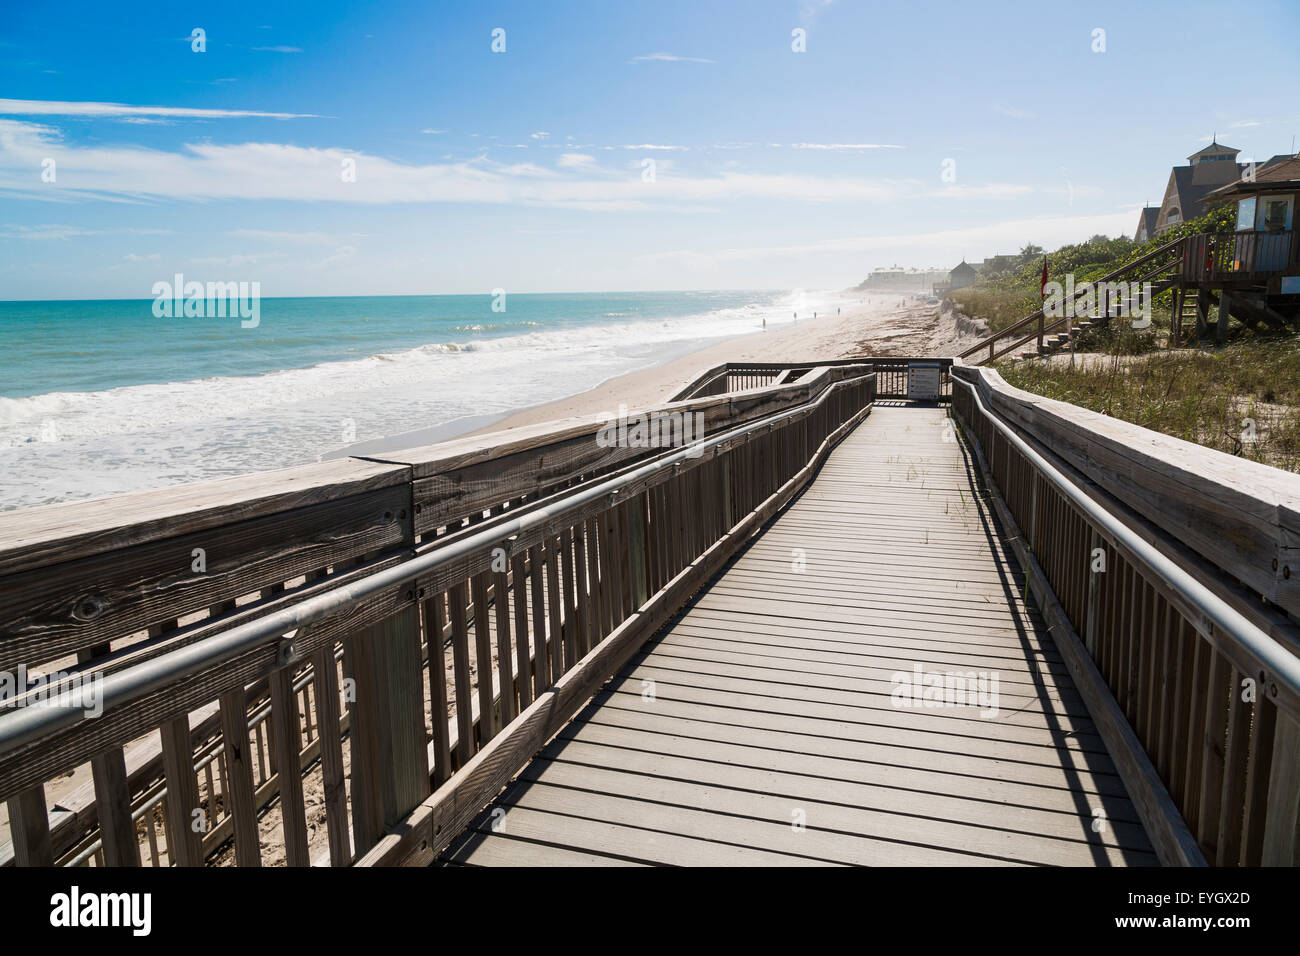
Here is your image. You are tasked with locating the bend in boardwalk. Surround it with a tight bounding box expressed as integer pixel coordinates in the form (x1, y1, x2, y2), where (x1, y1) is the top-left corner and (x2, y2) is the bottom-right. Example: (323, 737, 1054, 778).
(442, 403, 1158, 866)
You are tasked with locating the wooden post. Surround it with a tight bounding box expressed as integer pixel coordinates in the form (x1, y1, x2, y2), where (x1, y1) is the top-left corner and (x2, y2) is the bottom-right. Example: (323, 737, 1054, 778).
(628, 493, 649, 608)
(5, 785, 53, 866)
(1217, 289, 1232, 345)
(90, 746, 140, 866)
(1028, 472, 1039, 554)
(269, 663, 309, 866)
(310, 647, 350, 866)
(1083, 531, 1100, 658)
(1262, 710, 1300, 865)
(345, 602, 430, 855)
(159, 715, 204, 866)
(1170, 286, 1183, 348)
(75, 643, 141, 866)
(218, 686, 261, 867)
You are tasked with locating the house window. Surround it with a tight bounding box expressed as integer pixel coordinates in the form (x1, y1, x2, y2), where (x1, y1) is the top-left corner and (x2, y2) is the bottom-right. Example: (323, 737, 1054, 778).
(1166, 207, 1181, 224)
(1236, 197, 1257, 231)
(1262, 197, 1292, 231)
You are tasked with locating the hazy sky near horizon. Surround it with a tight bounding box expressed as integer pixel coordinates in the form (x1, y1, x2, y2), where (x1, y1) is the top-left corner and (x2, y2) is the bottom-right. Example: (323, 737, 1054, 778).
(2, 0, 1298, 299)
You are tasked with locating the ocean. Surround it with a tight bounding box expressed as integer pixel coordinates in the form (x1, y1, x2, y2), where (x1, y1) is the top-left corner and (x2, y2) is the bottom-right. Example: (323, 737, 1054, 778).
(0, 289, 846, 511)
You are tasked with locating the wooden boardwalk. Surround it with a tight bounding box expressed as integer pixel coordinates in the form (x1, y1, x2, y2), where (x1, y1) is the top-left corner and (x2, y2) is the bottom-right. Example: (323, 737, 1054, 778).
(442, 403, 1158, 866)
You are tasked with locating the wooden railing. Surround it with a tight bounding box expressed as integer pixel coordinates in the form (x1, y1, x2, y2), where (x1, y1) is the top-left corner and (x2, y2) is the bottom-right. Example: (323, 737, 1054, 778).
(669, 363, 815, 401)
(952, 363, 1300, 866)
(1182, 231, 1297, 283)
(0, 363, 875, 867)
(872, 358, 953, 399)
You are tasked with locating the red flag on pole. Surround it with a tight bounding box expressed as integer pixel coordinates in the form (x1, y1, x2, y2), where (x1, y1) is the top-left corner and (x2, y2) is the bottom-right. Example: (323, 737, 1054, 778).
(1040, 255, 1049, 297)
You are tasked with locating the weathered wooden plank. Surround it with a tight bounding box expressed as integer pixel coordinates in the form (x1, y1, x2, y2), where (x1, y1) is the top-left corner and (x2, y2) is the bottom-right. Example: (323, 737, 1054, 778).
(0, 482, 412, 674)
(159, 715, 204, 866)
(218, 686, 261, 867)
(471, 573, 496, 744)
(269, 664, 310, 867)
(424, 594, 453, 786)
(5, 784, 53, 866)
(311, 646, 350, 866)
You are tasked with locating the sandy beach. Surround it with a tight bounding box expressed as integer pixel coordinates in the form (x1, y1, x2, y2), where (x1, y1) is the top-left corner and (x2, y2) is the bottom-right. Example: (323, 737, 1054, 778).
(458, 291, 985, 441)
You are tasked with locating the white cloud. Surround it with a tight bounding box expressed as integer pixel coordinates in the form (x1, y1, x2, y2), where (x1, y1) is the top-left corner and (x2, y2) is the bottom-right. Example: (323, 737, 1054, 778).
(420, 128, 447, 134)
(557, 153, 596, 169)
(530, 131, 549, 140)
(0, 119, 1033, 211)
(0, 99, 314, 120)
(629, 53, 714, 64)
(252, 46, 303, 53)
(620, 144, 686, 151)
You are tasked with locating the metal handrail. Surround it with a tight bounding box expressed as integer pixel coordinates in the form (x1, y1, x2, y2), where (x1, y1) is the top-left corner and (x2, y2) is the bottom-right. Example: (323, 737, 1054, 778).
(952, 372, 1300, 713)
(0, 365, 874, 758)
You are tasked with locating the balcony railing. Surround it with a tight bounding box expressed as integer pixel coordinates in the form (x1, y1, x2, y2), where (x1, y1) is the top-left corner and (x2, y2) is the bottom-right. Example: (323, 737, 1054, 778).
(1182, 230, 1296, 282)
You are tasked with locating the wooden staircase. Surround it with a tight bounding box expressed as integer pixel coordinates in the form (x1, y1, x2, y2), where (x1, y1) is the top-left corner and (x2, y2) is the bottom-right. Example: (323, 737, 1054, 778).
(959, 236, 1186, 365)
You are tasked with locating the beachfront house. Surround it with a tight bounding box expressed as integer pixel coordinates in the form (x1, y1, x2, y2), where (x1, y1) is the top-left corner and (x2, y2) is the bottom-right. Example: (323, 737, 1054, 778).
(1136, 140, 1298, 239)
(1203, 156, 1300, 293)
(948, 260, 979, 292)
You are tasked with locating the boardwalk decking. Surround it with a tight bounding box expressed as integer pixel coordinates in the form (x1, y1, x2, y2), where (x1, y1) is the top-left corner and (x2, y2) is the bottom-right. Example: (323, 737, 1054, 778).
(442, 404, 1158, 866)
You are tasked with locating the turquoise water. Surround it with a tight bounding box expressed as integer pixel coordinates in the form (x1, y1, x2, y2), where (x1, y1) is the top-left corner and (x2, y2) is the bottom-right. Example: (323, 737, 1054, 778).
(0, 291, 784, 400)
(0, 289, 846, 510)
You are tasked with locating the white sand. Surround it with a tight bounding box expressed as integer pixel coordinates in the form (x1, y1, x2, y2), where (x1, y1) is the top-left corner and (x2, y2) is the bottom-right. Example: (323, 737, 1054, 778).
(463, 292, 981, 439)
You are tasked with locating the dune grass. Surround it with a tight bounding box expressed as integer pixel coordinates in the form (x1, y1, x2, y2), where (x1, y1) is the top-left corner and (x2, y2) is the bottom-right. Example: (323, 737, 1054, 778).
(995, 339, 1300, 472)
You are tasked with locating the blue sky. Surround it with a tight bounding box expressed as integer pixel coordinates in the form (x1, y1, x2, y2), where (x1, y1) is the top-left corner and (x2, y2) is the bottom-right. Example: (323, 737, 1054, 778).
(2, 0, 1298, 299)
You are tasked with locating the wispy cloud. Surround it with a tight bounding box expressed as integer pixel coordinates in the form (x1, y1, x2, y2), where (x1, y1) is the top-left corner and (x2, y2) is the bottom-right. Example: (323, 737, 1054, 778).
(0, 223, 173, 240)
(799, 0, 837, 22)
(252, 45, 303, 53)
(639, 211, 1132, 268)
(228, 229, 363, 245)
(0, 99, 315, 120)
(1230, 119, 1262, 128)
(420, 128, 447, 134)
(629, 52, 714, 64)
(993, 104, 1034, 120)
(790, 143, 905, 150)
(530, 131, 549, 140)
(0, 119, 1031, 211)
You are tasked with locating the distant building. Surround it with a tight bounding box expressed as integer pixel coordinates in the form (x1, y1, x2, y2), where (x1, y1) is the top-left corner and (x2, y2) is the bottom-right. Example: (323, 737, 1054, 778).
(948, 260, 979, 291)
(860, 265, 948, 290)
